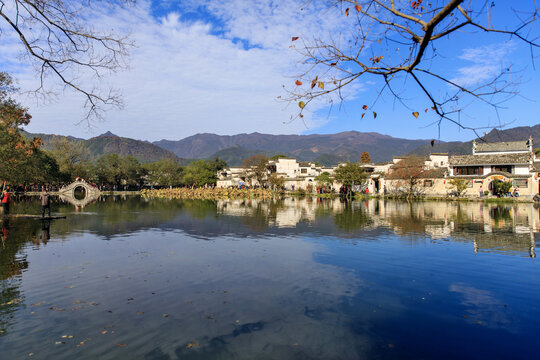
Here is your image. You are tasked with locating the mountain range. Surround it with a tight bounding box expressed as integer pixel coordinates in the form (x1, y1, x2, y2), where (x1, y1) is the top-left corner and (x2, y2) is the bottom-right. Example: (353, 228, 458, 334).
(23, 131, 182, 164)
(25, 124, 540, 166)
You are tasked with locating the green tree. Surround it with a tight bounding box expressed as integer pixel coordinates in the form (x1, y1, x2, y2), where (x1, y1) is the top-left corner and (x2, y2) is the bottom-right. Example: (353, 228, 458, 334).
(315, 172, 333, 190)
(183, 160, 218, 187)
(95, 154, 124, 186)
(208, 157, 227, 172)
(144, 158, 183, 187)
(333, 162, 367, 198)
(50, 138, 89, 181)
(448, 178, 469, 197)
(17, 149, 61, 185)
(121, 156, 144, 187)
(492, 180, 513, 197)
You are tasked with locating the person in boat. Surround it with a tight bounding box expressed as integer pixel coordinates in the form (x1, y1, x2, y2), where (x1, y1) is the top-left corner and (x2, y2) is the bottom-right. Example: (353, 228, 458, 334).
(40, 188, 51, 218)
(1, 186, 11, 215)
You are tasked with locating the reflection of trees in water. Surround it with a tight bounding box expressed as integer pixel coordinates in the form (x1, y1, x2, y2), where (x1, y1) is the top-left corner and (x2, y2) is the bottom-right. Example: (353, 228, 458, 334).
(386, 202, 430, 236)
(333, 202, 371, 232)
(490, 205, 513, 224)
(0, 219, 44, 336)
(240, 199, 286, 232)
(180, 199, 217, 220)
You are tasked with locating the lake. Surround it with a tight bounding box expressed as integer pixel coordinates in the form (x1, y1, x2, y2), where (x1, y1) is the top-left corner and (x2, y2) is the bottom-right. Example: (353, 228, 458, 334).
(1, 196, 539, 359)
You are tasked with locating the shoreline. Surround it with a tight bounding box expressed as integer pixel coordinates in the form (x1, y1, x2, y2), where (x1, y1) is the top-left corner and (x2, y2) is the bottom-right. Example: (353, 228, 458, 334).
(17, 189, 536, 203)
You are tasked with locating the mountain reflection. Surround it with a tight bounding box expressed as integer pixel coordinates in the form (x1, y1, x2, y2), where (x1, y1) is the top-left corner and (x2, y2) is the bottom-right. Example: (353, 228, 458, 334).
(1, 196, 539, 355)
(3, 196, 539, 255)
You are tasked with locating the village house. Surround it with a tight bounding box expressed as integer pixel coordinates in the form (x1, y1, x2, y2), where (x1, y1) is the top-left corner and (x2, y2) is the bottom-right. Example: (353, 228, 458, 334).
(216, 157, 335, 190)
(216, 137, 540, 198)
(447, 137, 539, 197)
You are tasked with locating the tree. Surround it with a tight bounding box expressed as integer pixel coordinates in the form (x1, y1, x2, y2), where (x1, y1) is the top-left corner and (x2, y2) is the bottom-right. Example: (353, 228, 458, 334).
(387, 156, 426, 197)
(492, 179, 512, 197)
(268, 173, 285, 191)
(144, 158, 183, 187)
(50, 138, 89, 181)
(242, 155, 269, 187)
(121, 156, 144, 187)
(315, 171, 333, 190)
(208, 157, 227, 172)
(360, 151, 371, 164)
(0, 1, 133, 119)
(183, 160, 218, 187)
(95, 153, 124, 186)
(333, 162, 367, 198)
(286, 1, 538, 134)
(16, 149, 61, 185)
(448, 178, 469, 197)
(0, 72, 42, 185)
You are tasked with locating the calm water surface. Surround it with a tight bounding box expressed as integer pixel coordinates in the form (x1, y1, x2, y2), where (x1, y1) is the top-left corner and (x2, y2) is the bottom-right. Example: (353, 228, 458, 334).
(1, 196, 539, 359)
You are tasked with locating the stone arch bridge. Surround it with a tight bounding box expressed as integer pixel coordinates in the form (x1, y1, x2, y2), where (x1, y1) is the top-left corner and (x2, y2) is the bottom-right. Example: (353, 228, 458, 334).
(58, 180, 100, 207)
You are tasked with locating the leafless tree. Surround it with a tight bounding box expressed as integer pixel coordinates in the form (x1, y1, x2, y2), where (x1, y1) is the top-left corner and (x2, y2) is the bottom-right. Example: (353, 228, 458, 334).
(0, 0, 134, 120)
(285, 0, 539, 136)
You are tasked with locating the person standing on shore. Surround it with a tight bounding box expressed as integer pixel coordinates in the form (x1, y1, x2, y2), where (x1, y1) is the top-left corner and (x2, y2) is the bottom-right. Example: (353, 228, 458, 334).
(1, 186, 11, 215)
(40, 189, 51, 218)
(479, 186, 483, 197)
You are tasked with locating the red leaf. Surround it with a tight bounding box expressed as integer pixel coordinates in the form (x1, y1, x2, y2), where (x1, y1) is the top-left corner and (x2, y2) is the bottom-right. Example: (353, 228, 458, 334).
(292, 36, 299, 41)
(355, 4, 362, 12)
(295, 80, 303, 86)
(311, 76, 318, 89)
(430, 140, 435, 147)
(361, 113, 365, 119)
(345, 8, 349, 17)
(330, 62, 337, 66)
(362, 105, 368, 110)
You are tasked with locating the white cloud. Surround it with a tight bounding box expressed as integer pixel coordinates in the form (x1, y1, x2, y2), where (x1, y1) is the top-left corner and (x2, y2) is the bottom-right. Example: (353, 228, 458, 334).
(1, 0, 356, 141)
(450, 42, 516, 87)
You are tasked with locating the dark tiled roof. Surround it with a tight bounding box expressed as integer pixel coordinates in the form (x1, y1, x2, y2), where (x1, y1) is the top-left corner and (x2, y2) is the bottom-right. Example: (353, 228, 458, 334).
(420, 168, 447, 179)
(449, 171, 531, 179)
(450, 153, 531, 166)
(475, 140, 529, 153)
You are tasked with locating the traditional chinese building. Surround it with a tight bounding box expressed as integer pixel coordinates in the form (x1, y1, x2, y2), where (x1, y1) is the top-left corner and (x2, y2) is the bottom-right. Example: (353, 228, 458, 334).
(448, 137, 539, 197)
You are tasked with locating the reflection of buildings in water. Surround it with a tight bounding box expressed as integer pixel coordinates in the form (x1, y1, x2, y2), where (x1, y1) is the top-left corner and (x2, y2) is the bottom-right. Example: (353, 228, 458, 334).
(217, 198, 344, 228)
(365, 199, 540, 256)
(425, 222, 453, 239)
(217, 197, 539, 256)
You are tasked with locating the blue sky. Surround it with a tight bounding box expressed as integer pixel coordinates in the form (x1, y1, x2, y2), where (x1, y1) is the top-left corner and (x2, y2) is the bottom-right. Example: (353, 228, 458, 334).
(1, 0, 538, 142)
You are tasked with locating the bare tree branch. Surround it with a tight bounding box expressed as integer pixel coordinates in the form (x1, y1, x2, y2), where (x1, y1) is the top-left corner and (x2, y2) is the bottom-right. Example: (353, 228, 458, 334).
(0, 0, 134, 121)
(284, 0, 539, 134)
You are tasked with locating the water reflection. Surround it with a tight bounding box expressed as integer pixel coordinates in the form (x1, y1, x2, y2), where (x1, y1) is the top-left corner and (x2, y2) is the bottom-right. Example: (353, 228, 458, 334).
(0, 197, 539, 359)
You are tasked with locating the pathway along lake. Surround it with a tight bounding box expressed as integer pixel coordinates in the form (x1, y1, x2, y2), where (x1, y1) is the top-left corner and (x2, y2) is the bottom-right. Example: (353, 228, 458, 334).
(1, 196, 539, 359)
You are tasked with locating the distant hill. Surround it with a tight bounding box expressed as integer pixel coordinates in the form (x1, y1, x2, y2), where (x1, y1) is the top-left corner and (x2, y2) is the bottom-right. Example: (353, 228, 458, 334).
(207, 146, 287, 166)
(24, 131, 183, 164)
(154, 131, 433, 163)
(23, 123, 539, 167)
(411, 124, 540, 156)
